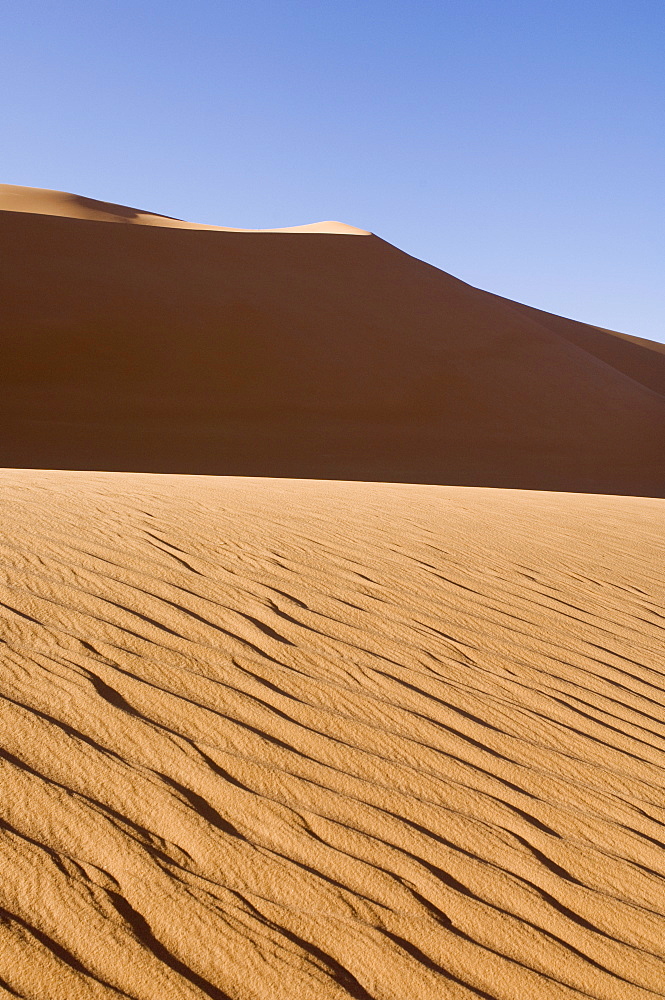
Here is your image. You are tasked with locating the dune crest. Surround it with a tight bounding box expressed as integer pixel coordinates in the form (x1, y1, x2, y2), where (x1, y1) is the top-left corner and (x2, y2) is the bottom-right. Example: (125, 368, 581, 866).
(0, 183, 369, 234)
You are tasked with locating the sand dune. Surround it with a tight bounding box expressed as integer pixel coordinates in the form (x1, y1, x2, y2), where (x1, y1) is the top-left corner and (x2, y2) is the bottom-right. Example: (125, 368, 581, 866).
(0, 469, 664, 998)
(1, 184, 663, 496)
(1, 185, 664, 996)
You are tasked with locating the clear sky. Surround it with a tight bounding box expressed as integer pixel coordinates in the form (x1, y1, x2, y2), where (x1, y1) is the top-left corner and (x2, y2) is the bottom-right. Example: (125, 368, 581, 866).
(3, 1, 664, 342)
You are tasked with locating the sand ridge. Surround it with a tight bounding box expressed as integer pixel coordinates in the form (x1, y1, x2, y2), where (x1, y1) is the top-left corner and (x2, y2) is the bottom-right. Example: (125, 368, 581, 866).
(0, 470, 664, 998)
(0, 184, 370, 234)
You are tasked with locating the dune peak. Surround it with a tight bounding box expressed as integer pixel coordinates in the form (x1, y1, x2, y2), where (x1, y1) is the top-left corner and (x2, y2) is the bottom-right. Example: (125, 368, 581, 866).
(0, 183, 370, 234)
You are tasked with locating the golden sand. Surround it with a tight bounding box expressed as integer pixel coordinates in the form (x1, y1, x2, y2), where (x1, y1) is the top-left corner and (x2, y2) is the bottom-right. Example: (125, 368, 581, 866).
(0, 184, 369, 234)
(1, 470, 663, 998)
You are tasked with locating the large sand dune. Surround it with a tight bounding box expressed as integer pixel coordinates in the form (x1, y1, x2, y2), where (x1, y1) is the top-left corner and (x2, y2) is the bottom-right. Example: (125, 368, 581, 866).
(1, 185, 663, 496)
(1, 470, 664, 999)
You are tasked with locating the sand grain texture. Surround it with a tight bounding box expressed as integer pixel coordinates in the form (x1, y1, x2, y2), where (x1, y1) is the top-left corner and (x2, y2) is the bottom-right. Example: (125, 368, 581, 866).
(0, 470, 664, 999)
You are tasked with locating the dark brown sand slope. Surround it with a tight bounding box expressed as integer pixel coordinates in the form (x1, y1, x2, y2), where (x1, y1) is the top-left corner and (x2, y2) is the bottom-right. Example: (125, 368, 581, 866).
(1, 186, 663, 496)
(0, 471, 664, 999)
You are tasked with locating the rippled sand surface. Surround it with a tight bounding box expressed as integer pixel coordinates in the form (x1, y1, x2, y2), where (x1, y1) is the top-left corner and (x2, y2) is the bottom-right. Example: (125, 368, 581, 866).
(1, 470, 664, 999)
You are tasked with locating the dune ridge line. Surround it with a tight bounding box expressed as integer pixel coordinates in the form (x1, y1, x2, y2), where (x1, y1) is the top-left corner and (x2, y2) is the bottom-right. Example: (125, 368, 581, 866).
(0, 184, 371, 234)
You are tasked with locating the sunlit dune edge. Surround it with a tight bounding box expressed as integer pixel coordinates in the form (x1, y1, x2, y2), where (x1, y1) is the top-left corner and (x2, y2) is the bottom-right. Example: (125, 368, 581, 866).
(1, 469, 664, 999)
(0, 184, 370, 234)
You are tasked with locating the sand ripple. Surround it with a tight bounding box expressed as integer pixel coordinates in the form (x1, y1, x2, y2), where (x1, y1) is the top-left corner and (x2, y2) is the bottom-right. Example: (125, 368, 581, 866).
(0, 471, 664, 999)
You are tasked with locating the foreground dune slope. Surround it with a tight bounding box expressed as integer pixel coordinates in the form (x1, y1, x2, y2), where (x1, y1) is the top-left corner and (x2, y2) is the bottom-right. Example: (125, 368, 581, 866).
(0, 470, 664, 999)
(1, 186, 663, 496)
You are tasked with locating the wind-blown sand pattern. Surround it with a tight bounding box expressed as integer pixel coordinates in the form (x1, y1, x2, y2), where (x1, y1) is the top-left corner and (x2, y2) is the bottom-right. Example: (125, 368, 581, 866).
(1, 469, 664, 999)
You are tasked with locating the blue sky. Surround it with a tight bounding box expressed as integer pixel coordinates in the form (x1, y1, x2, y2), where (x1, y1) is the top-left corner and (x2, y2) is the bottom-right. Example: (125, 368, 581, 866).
(3, 1, 664, 341)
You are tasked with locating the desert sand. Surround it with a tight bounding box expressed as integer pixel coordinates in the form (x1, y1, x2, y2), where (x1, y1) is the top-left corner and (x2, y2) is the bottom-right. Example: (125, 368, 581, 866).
(0, 185, 369, 234)
(1, 186, 664, 998)
(1, 185, 663, 496)
(0, 470, 664, 999)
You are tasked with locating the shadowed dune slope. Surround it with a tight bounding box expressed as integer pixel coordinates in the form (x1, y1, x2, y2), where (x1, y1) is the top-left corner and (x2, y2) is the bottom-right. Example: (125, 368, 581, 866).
(0, 469, 664, 999)
(1, 186, 663, 496)
(492, 295, 665, 399)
